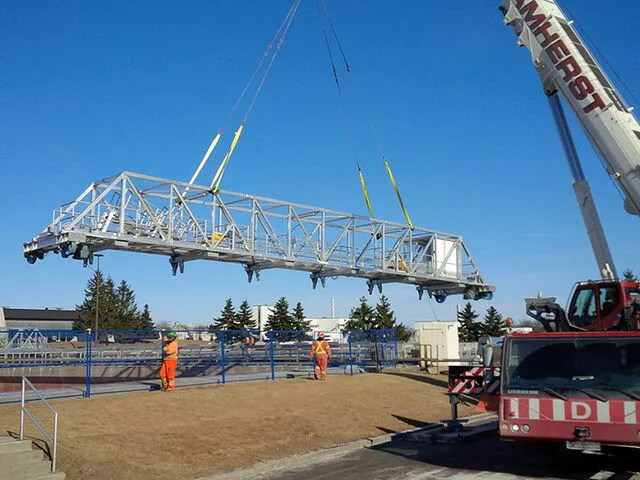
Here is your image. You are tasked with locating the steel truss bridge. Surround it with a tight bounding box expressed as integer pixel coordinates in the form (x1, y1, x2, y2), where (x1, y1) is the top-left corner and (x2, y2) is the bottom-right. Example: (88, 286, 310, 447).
(23, 172, 494, 302)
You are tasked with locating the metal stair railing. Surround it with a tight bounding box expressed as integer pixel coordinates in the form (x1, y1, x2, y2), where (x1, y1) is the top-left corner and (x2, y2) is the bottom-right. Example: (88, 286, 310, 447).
(19, 376, 59, 472)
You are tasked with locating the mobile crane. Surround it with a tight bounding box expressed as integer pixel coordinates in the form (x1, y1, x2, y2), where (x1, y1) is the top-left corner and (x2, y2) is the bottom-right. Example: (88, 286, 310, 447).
(494, 0, 640, 450)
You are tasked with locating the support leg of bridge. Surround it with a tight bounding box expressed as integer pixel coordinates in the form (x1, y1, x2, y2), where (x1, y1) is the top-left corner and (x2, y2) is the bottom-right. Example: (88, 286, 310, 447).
(310, 272, 326, 289)
(244, 264, 261, 283)
(169, 255, 185, 276)
(367, 279, 382, 295)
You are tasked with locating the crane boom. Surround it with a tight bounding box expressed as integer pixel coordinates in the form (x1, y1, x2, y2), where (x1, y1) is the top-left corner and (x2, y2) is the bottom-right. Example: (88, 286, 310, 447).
(501, 0, 640, 217)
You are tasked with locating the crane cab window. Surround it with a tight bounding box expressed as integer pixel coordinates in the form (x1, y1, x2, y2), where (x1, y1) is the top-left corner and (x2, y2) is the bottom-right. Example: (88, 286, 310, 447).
(571, 287, 597, 327)
(599, 286, 619, 318)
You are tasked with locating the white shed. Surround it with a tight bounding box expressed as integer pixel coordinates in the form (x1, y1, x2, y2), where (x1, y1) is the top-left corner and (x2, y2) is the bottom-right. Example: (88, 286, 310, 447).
(414, 321, 460, 368)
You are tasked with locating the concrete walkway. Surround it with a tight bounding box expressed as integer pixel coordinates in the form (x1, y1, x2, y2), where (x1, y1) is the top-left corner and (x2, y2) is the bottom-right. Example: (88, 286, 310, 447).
(201, 429, 640, 480)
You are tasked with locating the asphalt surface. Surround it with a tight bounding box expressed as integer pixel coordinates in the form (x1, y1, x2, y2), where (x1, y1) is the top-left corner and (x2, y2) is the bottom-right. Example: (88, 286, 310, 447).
(257, 436, 640, 480)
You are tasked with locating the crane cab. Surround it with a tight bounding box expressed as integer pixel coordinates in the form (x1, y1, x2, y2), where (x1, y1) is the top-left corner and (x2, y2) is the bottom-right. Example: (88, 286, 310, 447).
(567, 281, 640, 332)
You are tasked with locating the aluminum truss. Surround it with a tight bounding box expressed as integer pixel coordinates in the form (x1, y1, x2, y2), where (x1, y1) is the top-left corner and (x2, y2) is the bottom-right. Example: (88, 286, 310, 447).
(23, 172, 494, 302)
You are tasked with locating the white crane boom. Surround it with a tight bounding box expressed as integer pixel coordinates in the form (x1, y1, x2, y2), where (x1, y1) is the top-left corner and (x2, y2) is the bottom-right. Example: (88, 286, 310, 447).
(501, 0, 640, 217)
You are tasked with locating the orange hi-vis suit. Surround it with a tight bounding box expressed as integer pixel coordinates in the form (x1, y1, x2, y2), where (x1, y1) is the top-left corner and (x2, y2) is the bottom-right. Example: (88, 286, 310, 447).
(309, 338, 332, 381)
(160, 339, 179, 391)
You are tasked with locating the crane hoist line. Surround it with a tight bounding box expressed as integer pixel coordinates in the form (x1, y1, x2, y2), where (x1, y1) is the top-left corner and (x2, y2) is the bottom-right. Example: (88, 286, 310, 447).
(315, 0, 415, 229)
(186, 0, 302, 196)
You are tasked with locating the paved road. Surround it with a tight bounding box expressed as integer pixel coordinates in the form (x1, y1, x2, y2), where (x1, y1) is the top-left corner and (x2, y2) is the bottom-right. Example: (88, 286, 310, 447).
(256, 436, 640, 480)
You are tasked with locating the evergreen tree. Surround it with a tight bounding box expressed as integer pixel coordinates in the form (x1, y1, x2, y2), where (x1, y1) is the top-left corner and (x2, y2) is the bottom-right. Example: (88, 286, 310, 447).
(265, 297, 292, 330)
(211, 299, 238, 330)
(624, 269, 638, 282)
(136, 304, 154, 330)
(211, 298, 243, 343)
(374, 295, 412, 342)
(344, 296, 411, 342)
(394, 324, 414, 343)
(115, 280, 140, 329)
(375, 295, 395, 329)
(480, 306, 507, 337)
(291, 302, 310, 332)
(76, 271, 120, 330)
(457, 302, 481, 342)
(345, 297, 377, 331)
(265, 297, 304, 341)
(236, 300, 257, 331)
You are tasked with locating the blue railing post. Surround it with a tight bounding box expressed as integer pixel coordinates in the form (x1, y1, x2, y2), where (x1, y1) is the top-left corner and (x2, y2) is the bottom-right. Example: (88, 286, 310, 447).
(269, 331, 275, 381)
(348, 333, 354, 375)
(84, 329, 93, 398)
(220, 331, 226, 385)
(393, 329, 399, 366)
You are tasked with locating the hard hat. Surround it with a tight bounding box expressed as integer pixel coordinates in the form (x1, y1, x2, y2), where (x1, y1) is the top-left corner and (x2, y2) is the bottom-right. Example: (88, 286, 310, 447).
(317, 332, 325, 339)
(166, 332, 177, 340)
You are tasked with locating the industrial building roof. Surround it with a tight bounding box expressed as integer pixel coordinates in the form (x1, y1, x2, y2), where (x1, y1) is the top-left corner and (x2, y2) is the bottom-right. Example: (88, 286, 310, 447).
(2, 307, 82, 322)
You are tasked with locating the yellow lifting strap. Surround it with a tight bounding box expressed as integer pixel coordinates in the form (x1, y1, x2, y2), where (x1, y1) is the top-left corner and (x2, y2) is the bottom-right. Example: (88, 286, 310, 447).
(210, 123, 245, 193)
(184, 130, 222, 194)
(358, 165, 375, 219)
(384, 158, 414, 230)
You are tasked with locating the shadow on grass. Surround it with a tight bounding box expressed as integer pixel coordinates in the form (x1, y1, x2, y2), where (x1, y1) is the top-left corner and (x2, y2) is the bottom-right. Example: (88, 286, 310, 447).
(376, 426, 397, 434)
(391, 414, 431, 429)
(382, 370, 449, 389)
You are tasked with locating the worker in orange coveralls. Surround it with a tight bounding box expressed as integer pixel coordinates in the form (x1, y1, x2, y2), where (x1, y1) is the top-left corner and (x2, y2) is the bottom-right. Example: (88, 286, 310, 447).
(309, 332, 332, 381)
(160, 331, 179, 392)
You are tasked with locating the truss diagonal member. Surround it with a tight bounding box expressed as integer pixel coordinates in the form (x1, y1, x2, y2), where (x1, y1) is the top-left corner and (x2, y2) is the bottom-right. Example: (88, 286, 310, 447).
(216, 196, 250, 251)
(171, 185, 212, 248)
(126, 177, 168, 241)
(355, 224, 383, 266)
(63, 174, 125, 232)
(45, 182, 96, 234)
(322, 219, 353, 262)
(436, 238, 460, 278)
(254, 202, 287, 256)
(460, 240, 482, 282)
(384, 229, 410, 270)
(291, 209, 320, 257)
(411, 235, 434, 270)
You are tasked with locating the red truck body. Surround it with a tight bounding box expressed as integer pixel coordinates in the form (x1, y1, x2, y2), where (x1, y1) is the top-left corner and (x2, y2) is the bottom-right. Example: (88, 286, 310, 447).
(499, 332, 640, 449)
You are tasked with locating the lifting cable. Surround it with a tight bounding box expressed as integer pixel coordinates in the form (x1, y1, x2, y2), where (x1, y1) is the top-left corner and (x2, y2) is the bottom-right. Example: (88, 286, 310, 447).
(315, 0, 374, 218)
(210, 0, 302, 193)
(184, 0, 302, 195)
(316, 0, 415, 230)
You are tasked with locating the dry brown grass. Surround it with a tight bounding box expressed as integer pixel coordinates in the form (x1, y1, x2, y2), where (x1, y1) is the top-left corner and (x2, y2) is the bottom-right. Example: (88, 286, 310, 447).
(0, 372, 469, 480)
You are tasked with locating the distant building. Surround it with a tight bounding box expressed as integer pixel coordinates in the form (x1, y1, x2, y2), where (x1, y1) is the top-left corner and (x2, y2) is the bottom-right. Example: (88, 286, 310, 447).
(251, 305, 274, 333)
(305, 317, 349, 342)
(0, 307, 82, 331)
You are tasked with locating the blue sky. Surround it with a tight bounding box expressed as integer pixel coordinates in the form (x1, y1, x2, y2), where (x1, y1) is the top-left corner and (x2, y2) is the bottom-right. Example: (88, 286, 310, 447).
(1, 1, 639, 326)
